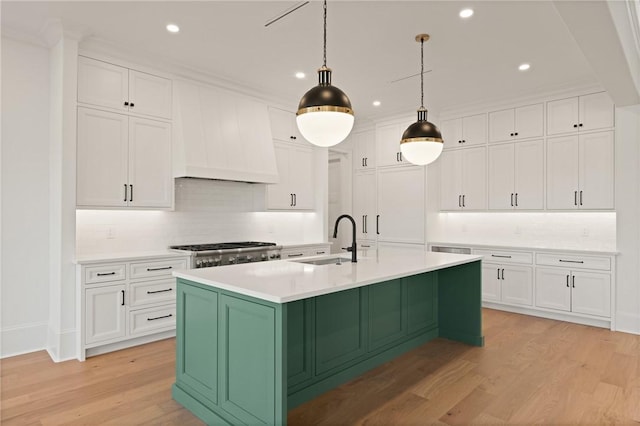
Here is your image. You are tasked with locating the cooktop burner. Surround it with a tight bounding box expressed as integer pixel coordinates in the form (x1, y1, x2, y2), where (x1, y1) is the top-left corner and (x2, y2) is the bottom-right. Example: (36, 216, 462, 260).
(170, 242, 277, 251)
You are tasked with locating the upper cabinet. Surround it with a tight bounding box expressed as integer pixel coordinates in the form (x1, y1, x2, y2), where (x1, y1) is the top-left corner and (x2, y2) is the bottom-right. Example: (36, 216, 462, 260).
(78, 56, 172, 120)
(352, 130, 376, 170)
(268, 107, 306, 144)
(377, 166, 425, 244)
(266, 142, 314, 210)
(489, 103, 543, 143)
(440, 113, 487, 149)
(376, 121, 413, 167)
(547, 92, 614, 136)
(440, 147, 487, 211)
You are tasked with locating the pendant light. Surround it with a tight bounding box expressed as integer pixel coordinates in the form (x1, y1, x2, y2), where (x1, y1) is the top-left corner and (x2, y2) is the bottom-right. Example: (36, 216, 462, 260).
(400, 34, 443, 166)
(296, 0, 354, 147)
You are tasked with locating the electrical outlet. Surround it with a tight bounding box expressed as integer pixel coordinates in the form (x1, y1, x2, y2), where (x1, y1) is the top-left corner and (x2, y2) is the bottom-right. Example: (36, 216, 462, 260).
(107, 227, 116, 239)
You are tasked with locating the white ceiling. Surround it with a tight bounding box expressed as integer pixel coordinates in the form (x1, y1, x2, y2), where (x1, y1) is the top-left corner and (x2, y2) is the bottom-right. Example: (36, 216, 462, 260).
(2, 1, 605, 123)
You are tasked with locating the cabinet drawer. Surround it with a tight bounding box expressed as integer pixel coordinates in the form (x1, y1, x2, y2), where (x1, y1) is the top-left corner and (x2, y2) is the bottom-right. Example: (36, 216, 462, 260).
(535, 253, 610, 271)
(129, 304, 176, 337)
(85, 263, 127, 284)
(304, 246, 331, 256)
(282, 249, 306, 259)
(474, 249, 533, 264)
(129, 278, 176, 307)
(130, 258, 188, 280)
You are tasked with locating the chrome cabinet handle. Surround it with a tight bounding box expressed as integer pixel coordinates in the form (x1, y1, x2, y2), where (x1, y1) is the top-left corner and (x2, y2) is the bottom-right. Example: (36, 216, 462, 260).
(147, 314, 172, 321)
(146, 266, 172, 271)
(147, 288, 173, 294)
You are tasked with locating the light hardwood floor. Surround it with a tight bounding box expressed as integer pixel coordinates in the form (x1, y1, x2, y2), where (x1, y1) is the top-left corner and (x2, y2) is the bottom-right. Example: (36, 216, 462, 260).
(2, 309, 638, 425)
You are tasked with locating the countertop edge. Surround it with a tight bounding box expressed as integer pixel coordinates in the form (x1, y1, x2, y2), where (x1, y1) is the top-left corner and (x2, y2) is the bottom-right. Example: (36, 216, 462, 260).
(75, 251, 191, 264)
(427, 241, 619, 256)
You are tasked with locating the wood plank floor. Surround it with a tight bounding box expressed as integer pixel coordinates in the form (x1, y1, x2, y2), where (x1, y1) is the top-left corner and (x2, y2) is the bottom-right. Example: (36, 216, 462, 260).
(2, 309, 639, 425)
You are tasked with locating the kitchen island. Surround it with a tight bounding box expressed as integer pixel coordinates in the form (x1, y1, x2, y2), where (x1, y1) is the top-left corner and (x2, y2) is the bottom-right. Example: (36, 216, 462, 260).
(172, 249, 484, 425)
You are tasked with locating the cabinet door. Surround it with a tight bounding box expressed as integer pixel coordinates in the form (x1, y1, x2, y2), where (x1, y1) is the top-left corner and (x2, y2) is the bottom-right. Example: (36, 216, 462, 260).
(514, 103, 544, 140)
(489, 108, 514, 143)
(547, 97, 579, 136)
(368, 280, 406, 351)
(440, 118, 463, 149)
(535, 268, 571, 311)
(501, 265, 533, 306)
(579, 131, 614, 209)
(290, 145, 315, 209)
(267, 143, 293, 209)
(405, 274, 437, 334)
(546, 135, 579, 210)
(481, 264, 501, 302)
(439, 150, 462, 211)
(488, 144, 515, 210)
(128, 117, 172, 208)
(361, 129, 376, 168)
(268, 107, 296, 143)
(353, 171, 376, 240)
(377, 167, 425, 244)
(514, 139, 544, 210)
(128, 70, 172, 119)
(77, 57, 128, 112)
(462, 113, 487, 146)
(77, 107, 129, 207)
(571, 271, 611, 317)
(287, 300, 312, 387)
(376, 124, 402, 166)
(461, 147, 487, 210)
(579, 92, 614, 132)
(85, 285, 126, 344)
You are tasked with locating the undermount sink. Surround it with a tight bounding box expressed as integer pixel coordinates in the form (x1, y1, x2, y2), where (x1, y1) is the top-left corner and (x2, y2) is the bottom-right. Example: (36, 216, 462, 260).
(293, 257, 352, 266)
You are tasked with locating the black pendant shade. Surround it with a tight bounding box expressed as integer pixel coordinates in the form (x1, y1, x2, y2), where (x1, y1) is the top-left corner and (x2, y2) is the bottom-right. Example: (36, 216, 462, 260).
(297, 66, 353, 115)
(401, 108, 443, 143)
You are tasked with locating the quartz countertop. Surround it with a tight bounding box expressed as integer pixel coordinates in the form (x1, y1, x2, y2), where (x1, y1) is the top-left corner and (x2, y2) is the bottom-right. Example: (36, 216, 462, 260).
(428, 241, 619, 256)
(173, 248, 482, 303)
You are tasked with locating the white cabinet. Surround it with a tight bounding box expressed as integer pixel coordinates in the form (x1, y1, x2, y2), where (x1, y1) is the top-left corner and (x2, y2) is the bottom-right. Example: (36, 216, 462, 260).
(481, 264, 502, 302)
(441, 113, 487, 149)
(353, 171, 377, 240)
(440, 147, 487, 210)
(488, 140, 544, 210)
(546, 131, 614, 210)
(78, 255, 189, 360)
(377, 166, 425, 244)
(352, 130, 376, 170)
(376, 121, 413, 167)
(536, 268, 611, 317)
(281, 244, 332, 259)
(482, 264, 533, 306)
(78, 56, 172, 120)
(77, 107, 172, 209)
(489, 103, 543, 143)
(547, 92, 614, 136)
(266, 142, 314, 210)
(268, 107, 305, 144)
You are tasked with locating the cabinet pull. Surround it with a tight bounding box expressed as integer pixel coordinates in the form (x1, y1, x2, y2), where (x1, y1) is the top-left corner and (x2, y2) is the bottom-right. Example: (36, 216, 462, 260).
(573, 124, 578, 128)
(514, 132, 518, 136)
(579, 190, 583, 206)
(124, 184, 128, 202)
(316, 251, 325, 255)
(458, 195, 462, 208)
(290, 194, 294, 207)
(510, 133, 514, 137)
(559, 259, 584, 264)
(147, 288, 173, 294)
(146, 266, 172, 271)
(501, 269, 505, 280)
(365, 158, 368, 167)
(376, 215, 380, 235)
(97, 272, 116, 276)
(574, 191, 578, 206)
(491, 254, 512, 258)
(362, 215, 365, 233)
(515, 193, 518, 207)
(362, 245, 371, 248)
(396, 152, 400, 162)
(147, 314, 172, 321)
(294, 194, 297, 206)
(362, 158, 365, 167)
(129, 184, 133, 202)
(462, 195, 466, 207)
(399, 152, 403, 162)
(497, 268, 500, 280)
(364, 215, 368, 234)
(287, 253, 304, 258)
(121, 290, 125, 306)
(511, 193, 514, 207)
(578, 123, 583, 127)
(566, 275, 570, 287)
(572, 275, 575, 288)
(124, 101, 129, 106)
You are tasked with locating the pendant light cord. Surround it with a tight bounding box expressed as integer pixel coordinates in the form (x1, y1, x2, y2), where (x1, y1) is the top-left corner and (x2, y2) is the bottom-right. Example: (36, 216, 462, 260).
(420, 37, 424, 109)
(323, 0, 327, 67)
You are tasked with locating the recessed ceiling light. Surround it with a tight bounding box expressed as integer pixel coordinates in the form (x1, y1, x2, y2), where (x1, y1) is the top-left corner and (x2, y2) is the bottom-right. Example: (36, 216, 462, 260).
(295, 72, 306, 79)
(518, 63, 531, 71)
(373, 100, 381, 107)
(166, 24, 180, 33)
(459, 8, 474, 18)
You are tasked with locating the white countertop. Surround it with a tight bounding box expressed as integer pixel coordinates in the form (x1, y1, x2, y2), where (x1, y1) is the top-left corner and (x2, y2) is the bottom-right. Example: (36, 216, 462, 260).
(75, 250, 191, 264)
(428, 241, 619, 256)
(173, 248, 482, 303)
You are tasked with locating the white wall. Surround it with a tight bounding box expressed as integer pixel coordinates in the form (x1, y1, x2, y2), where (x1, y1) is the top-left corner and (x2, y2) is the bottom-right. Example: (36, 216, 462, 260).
(1, 37, 51, 357)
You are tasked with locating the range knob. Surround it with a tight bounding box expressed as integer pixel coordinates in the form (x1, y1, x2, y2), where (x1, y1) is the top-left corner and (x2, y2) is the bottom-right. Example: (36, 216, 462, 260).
(228, 257, 236, 264)
(195, 260, 203, 268)
(206, 258, 213, 267)
(246, 255, 254, 262)
(213, 257, 222, 266)
(275, 253, 281, 259)
(261, 253, 268, 261)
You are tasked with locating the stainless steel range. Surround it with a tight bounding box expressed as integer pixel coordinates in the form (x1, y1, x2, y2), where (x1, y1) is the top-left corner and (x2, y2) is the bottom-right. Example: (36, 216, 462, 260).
(170, 242, 282, 269)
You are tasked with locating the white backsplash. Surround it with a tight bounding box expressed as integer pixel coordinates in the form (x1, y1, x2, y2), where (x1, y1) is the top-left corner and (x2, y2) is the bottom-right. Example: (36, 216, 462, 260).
(76, 178, 324, 255)
(429, 211, 616, 251)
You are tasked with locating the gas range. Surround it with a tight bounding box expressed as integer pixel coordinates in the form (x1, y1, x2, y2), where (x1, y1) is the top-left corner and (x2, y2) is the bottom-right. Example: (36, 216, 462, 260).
(169, 241, 282, 268)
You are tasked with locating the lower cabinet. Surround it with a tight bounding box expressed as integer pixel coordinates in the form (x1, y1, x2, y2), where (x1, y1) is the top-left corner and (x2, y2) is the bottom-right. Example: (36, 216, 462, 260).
(481, 264, 532, 306)
(536, 268, 611, 317)
(85, 285, 126, 344)
(280, 243, 331, 259)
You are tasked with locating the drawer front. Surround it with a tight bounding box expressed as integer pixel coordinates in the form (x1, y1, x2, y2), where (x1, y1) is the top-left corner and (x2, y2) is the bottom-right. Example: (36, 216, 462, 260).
(130, 258, 188, 280)
(129, 278, 176, 307)
(474, 249, 533, 264)
(358, 240, 377, 250)
(282, 249, 306, 259)
(85, 263, 127, 284)
(535, 253, 610, 271)
(129, 304, 176, 337)
(304, 246, 331, 257)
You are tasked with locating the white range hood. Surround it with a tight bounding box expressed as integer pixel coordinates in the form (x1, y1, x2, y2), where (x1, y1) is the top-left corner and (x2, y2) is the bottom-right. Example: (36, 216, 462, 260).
(172, 79, 279, 184)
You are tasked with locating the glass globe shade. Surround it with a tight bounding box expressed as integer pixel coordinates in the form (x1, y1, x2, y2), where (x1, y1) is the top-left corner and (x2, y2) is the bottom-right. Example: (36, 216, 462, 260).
(400, 140, 443, 165)
(296, 111, 354, 147)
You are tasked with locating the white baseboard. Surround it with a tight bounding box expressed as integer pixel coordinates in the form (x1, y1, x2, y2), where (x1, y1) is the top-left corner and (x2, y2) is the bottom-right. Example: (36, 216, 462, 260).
(46, 327, 77, 362)
(614, 311, 640, 335)
(0, 321, 47, 359)
(483, 302, 611, 329)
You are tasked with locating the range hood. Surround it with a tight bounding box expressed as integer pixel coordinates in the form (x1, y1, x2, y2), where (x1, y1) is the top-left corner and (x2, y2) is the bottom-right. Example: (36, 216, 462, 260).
(173, 79, 279, 184)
